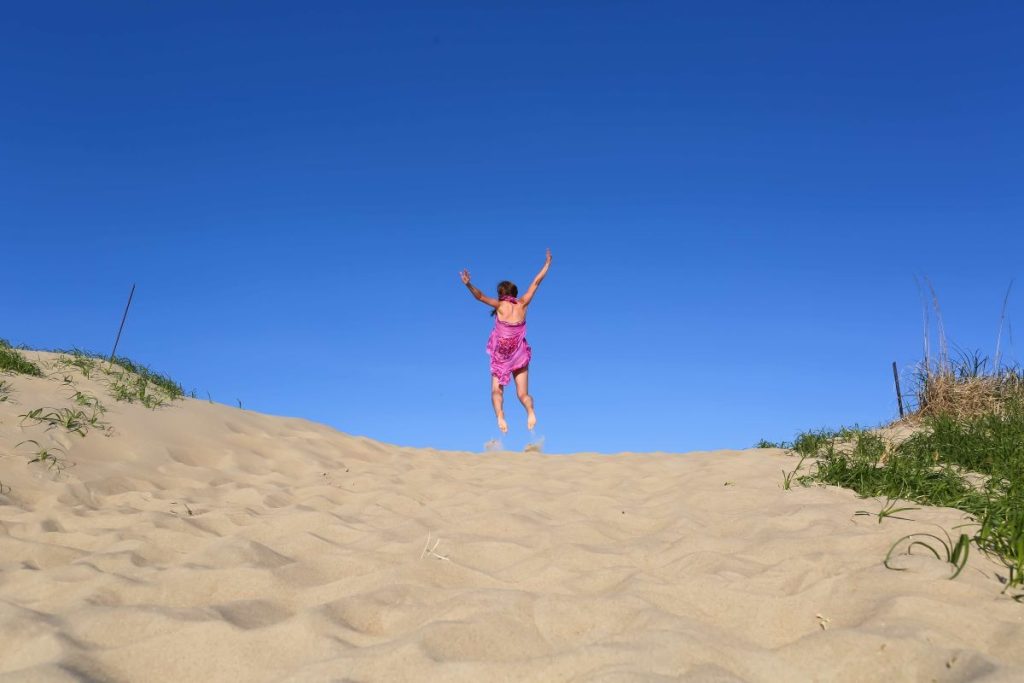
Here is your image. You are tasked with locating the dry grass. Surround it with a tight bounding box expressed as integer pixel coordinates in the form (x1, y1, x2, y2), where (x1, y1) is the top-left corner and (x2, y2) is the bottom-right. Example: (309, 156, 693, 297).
(909, 278, 1023, 421)
(915, 367, 1024, 420)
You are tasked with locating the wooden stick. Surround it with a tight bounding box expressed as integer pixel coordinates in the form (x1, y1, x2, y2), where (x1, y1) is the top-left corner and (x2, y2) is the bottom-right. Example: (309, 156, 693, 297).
(994, 279, 1014, 372)
(109, 283, 136, 363)
(892, 361, 905, 419)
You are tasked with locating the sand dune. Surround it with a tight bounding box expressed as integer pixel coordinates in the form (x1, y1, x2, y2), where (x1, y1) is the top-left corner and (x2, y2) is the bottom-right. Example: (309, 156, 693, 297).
(1, 351, 1022, 682)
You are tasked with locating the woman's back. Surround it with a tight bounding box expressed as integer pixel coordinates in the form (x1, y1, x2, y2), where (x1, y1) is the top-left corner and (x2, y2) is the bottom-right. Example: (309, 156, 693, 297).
(495, 298, 527, 324)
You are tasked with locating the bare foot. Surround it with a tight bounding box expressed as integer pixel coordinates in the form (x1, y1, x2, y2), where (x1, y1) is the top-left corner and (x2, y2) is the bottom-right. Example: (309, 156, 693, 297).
(526, 412, 537, 430)
(497, 416, 508, 433)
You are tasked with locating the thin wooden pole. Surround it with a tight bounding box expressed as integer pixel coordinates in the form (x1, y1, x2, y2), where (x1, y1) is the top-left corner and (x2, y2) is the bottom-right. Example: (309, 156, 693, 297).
(109, 283, 136, 363)
(892, 361, 905, 419)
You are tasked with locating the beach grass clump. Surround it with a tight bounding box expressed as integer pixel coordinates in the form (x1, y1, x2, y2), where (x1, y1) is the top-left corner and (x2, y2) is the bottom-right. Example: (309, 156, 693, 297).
(70, 390, 105, 412)
(0, 339, 43, 377)
(59, 348, 184, 399)
(791, 426, 871, 457)
(885, 530, 972, 579)
(17, 439, 73, 475)
(19, 406, 108, 437)
(5, 343, 183, 403)
(107, 369, 171, 408)
(909, 282, 1022, 420)
(108, 354, 184, 400)
(758, 426, 869, 452)
(915, 350, 1024, 421)
(802, 428, 982, 510)
(49, 347, 184, 406)
(53, 349, 100, 379)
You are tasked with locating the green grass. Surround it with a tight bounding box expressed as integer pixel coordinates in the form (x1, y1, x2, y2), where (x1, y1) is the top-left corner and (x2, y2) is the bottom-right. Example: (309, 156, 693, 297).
(108, 369, 170, 408)
(108, 354, 184, 400)
(2, 342, 186, 488)
(68, 349, 182, 396)
(2, 342, 184, 398)
(0, 339, 43, 377)
(69, 390, 105, 412)
(19, 406, 107, 437)
(884, 530, 971, 579)
(787, 403, 1024, 589)
(53, 349, 99, 379)
(781, 454, 809, 490)
(758, 427, 870, 452)
(854, 496, 920, 524)
(48, 347, 184, 406)
(17, 439, 73, 475)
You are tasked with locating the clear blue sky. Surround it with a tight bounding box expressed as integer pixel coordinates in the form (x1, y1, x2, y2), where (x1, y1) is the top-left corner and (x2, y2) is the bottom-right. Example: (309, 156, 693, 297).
(3, 2, 1022, 453)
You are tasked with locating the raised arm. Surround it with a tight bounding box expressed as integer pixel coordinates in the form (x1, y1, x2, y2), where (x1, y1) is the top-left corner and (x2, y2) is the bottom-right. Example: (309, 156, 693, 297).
(519, 248, 552, 306)
(460, 269, 499, 308)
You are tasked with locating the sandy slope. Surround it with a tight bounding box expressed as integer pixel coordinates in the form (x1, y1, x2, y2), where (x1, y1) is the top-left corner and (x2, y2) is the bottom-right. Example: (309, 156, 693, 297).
(1, 352, 1022, 682)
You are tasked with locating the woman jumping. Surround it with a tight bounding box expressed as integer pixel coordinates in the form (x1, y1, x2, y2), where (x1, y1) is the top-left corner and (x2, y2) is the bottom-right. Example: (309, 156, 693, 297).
(460, 248, 552, 434)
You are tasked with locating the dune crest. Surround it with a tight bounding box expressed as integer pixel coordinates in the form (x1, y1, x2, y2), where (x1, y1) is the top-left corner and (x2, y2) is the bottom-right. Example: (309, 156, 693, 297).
(1, 351, 1022, 681)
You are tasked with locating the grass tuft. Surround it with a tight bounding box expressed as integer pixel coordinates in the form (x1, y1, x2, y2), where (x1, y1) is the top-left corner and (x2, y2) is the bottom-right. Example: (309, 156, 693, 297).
(107, 369, 170, 408)
(108, 354, 184, 400)
(884, 530, 971, 580)
(915, 350, 1024, 420)
(781, 454, 809, 490)
(53, 350, 100, 378)
(69, 390, 105, 412)
(17, 439, 73, 475)
(854, 496, 920, 524)
(47, 347, 184, 407)
(19, 406, 107, 437)
(0, 339, 43, 377)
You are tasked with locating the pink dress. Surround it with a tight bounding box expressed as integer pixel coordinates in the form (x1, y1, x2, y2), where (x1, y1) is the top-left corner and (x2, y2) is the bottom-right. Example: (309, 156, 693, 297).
(486, 296, 532, 385)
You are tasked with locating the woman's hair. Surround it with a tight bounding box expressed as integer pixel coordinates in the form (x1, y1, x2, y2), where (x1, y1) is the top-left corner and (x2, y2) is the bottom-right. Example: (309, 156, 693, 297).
(491, 281, 518, 316)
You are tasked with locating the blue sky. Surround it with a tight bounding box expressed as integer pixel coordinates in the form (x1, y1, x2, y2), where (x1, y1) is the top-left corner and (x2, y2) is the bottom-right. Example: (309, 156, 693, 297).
(3, 1, 1022, 453)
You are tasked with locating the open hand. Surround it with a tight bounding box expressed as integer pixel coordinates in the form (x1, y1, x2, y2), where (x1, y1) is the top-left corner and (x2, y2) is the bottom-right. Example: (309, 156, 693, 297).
(545, 248, 552, 264)
(459, 269, 471, 285)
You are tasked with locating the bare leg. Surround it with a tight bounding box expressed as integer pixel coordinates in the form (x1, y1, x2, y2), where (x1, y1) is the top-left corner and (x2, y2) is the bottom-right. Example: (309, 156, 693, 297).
(514, 367, 536, 430)
(491, 376, 508, 433)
